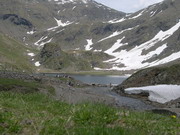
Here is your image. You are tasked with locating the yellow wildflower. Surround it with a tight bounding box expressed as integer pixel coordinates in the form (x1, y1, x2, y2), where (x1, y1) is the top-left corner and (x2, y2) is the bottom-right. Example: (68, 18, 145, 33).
(171, 115, 176, 119)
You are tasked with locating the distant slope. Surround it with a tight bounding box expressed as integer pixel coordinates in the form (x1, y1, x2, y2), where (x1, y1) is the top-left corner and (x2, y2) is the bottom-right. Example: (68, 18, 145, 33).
(38, 43, 112, 71)
(0, 0, 125, 43)
(1, 0, 180, 72)
(31, 0, 180, 72)
(0, 33, 37, 72)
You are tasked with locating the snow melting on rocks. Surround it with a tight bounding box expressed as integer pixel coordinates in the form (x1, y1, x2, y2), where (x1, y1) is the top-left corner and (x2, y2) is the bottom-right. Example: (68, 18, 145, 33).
(150, 10, 157, 17)
(75, 48, 80, 50)
(55, 18, 73, 27)
(35, 61, 41, 67)
(104, 37, 127, 55)
(39, 38, 53, 47)
(98, 26, 138, 43)
(49, 0, 75, 4)
(48, 0, 88, 4)
(34, 36, 53, 47)
(149, 50, 180, 67)
(84, 39, 93, 51)
(103, 21, 180, 70)
(125, 85, 180, 104)
(56, 29, 65, 34)
(48, 18, 73, 31)
(72, 6, 76, 10)
(27, 53, 35, 57)
(98, 31, 122, 43)
(82, 0, 88, 4)
(128, 10, 145, 19)
(34, 36, 48, 46)
(108, 18, 126, 24)
(94, 49, 102, 52)
(27, 30, 36, 35)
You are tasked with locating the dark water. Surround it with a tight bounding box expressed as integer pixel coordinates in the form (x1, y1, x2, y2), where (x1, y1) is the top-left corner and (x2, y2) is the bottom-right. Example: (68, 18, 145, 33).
(42, 73, 128, 85)
(70, 74, 127, 85)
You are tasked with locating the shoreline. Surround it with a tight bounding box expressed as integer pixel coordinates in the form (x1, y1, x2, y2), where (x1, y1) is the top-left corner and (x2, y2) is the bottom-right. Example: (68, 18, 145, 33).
(0, 70, 179, 116)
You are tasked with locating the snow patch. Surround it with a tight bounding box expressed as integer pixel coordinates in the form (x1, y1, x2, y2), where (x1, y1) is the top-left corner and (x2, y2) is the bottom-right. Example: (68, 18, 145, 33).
(27, 30, 36, 35)
(34, 36, 48, 46)
(150, 10, 157, 17)
(98, 31, 122, 43)
(125, 85, 180, 103)
(34, 36, 53, 47)
(39, 38, 53, 47)
(94, 49, 102, 52)
(27, 53, 35, 57)
(82, 0, 88, 4)
(35, 61, 41, 67)
(75, 48, 80, 50)
(50, 0, 88, 4)
(48, 18, 73, 31)
(72, 6, 76, 10)
(128, 10, 144, 19)
(55, 18, 73, 27)
(98, 26, 137, 43)
(104, 37, 127, 55)
(84, 39, 93, 51)
(56, 29, 65, 34)
(108, 18, 126, 24)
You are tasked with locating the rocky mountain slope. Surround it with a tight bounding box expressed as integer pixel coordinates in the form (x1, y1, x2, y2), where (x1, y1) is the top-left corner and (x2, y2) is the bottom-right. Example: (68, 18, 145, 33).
(0, 0, 124, 43)
(38, 43, 112, 71)
(114, 63, 180, 91)
(0, 0, 180, 72)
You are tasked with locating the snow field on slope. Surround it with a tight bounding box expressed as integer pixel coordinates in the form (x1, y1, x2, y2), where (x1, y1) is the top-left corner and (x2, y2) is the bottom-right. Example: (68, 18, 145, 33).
(125, 85, 180, 103)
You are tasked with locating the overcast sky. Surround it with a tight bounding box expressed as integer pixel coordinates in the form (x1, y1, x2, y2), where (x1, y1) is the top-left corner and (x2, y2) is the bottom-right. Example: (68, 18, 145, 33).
(94, 0, 164, 13)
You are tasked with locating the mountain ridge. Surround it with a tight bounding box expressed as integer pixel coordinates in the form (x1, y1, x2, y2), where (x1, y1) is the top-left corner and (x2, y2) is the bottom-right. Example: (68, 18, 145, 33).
(0, 0, 180, 72)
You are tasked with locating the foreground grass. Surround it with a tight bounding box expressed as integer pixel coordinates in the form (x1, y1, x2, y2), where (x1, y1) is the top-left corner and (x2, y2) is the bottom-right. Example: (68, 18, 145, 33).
(0, 92, 179, 135)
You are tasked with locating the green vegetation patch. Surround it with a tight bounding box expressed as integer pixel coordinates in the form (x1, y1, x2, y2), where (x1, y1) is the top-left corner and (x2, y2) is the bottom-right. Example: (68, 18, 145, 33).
(0, 78, 55, 95)
(0, 78, 40, 93)
(0, 92, 179, 135)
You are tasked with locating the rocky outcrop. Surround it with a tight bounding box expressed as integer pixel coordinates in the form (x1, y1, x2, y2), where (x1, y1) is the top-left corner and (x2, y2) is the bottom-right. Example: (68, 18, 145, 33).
(1, 14, 33, 28)
(112, 64, 180, 108)
(38, 43, 112, 71)
(0, 71, 85, 87)
(113, 64, 180, 94)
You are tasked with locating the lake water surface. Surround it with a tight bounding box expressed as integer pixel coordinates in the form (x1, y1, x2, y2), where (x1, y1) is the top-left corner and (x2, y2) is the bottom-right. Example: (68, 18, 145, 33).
(43, 73, 128, 85)
(70, 74, 128, 85)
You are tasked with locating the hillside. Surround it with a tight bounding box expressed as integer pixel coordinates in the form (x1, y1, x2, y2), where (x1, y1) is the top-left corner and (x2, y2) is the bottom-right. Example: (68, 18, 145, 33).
(37, 43, 112, 71)
(0, 33, 37, 72)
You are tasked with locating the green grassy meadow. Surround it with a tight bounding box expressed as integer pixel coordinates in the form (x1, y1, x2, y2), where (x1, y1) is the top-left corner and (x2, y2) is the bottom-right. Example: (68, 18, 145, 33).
(0, 91, 179, 135)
